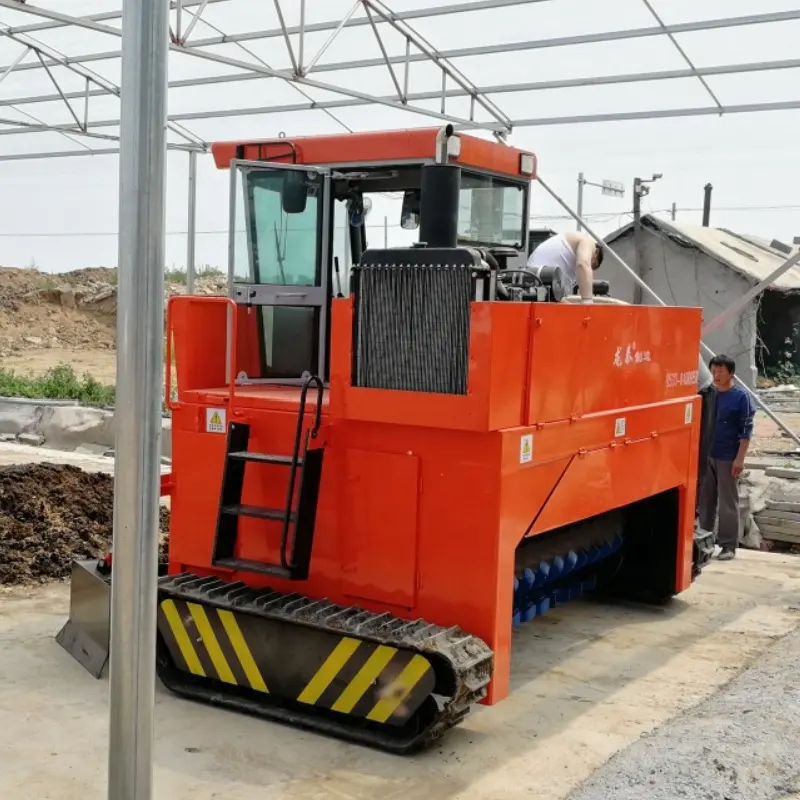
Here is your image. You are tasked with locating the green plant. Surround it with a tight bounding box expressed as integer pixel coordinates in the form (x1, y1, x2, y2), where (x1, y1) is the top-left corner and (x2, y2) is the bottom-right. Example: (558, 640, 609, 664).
(762, 328, 800, 386)
(163, 265, 225, 285)
(0, 363, 115, 407)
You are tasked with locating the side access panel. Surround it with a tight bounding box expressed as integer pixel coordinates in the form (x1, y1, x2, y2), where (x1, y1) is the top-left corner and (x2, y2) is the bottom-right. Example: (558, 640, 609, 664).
(341, 449, 419, 608)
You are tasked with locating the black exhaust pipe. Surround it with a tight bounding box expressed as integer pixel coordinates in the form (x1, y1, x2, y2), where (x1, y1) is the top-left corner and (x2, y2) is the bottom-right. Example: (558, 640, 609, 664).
(419, 163, 461, 249)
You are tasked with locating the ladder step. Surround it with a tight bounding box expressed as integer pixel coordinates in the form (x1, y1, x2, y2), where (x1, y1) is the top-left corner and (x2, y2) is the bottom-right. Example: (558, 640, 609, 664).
(221, 504, 298, 523)
(228, 451, 301, 466)
(214, 557, 293, 579)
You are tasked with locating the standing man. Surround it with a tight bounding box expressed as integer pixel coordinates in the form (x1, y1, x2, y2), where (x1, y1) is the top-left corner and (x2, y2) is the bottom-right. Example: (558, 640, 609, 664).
(698, 354, 757, 561)
(528, 231, 604, 302)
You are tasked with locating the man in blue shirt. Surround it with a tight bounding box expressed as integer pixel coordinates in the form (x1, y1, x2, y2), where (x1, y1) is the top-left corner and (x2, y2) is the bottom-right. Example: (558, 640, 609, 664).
(697, 354, 757, 560)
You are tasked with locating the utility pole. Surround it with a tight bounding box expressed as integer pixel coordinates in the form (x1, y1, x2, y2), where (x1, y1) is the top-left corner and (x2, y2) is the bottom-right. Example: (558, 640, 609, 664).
(671, 202, 677, 221)
(702, 183, 713, 227)
(576, 172, 624, 231)
(632, 173, 662, 305)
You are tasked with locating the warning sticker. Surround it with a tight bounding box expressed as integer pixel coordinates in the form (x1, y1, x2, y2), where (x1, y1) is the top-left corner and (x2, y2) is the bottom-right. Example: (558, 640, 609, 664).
(684, 402, 693, 424)
(520, 434, 533, 464)
(614, 417, 627, 437)
(206, 408, 226, 434)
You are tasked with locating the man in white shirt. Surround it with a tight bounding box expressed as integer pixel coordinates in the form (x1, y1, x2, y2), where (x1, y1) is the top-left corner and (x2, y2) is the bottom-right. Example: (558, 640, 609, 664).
(527, 231, 604, 303)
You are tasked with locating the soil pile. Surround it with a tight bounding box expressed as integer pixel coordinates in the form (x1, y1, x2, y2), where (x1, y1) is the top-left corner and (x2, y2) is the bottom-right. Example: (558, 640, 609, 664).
(0, 265, 225, 359)
(0, 463, 169, 585)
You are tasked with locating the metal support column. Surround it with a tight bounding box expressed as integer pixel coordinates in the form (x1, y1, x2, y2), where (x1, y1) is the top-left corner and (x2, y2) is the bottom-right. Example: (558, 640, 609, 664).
(536, 174, 800, 449)
(107, 0, 169, 795)
(632, 177, 644, 305)
(187, 149, 197, 294)
(576, 172, 585, 232)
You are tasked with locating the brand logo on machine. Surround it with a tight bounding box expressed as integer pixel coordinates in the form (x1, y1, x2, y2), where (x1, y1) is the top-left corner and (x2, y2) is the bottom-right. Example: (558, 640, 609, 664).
(613, 342, 651, 367)
(206, 408, 227, 434)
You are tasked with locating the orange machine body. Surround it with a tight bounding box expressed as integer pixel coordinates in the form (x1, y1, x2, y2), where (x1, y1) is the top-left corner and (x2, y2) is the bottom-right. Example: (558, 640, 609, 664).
(166, 293, 702, 704)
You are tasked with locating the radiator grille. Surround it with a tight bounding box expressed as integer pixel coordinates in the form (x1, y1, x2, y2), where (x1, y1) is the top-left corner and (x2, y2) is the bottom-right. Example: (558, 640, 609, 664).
(352, 260, 474, 395)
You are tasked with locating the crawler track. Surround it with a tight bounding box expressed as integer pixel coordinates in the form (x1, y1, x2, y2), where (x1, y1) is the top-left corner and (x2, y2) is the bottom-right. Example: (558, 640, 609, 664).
(156, 573, 493, 754)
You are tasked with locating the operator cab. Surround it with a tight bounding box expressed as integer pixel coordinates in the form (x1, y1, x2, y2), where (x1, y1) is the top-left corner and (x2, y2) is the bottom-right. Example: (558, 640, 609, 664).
(216, 127, 537, 386)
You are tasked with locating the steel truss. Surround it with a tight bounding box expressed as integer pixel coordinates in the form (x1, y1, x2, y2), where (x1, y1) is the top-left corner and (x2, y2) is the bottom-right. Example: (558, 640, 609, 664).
(0, 0, 795, 160)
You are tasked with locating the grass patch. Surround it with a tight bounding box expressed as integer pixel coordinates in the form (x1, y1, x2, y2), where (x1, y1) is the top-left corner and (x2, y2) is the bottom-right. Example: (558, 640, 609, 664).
(0, 364, 115, 407)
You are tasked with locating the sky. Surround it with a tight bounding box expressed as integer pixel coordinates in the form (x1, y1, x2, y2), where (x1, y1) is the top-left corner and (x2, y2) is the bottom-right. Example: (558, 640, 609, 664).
(0, 0, 798, 273)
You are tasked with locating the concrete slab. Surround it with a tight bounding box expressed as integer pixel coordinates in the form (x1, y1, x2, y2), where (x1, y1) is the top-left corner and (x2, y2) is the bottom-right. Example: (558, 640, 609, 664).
(1, 552, 799, 800)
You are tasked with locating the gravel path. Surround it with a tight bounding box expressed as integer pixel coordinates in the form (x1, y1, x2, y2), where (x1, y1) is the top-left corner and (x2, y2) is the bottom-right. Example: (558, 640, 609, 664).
(568, 616, 800, 800)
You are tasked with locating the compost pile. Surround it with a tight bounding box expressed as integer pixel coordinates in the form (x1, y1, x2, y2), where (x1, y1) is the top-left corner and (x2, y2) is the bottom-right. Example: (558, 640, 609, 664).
(0, 463, 170, 585)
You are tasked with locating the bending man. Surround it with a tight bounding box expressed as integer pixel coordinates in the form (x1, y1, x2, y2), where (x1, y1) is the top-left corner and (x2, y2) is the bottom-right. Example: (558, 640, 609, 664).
(528, 231, 604, 302)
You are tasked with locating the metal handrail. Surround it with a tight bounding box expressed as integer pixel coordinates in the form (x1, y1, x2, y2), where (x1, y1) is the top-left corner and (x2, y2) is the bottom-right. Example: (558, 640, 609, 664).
(165, 295, 239, 414)
(281, 372, 324, 572)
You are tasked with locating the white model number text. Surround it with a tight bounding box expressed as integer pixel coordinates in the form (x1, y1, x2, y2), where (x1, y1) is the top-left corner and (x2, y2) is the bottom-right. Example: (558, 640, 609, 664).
(666, 370, 698, 389)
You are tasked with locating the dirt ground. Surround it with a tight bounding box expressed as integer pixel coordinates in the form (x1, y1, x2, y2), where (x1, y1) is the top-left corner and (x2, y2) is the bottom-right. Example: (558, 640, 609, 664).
(0, 547, 798, 799)
(0, 462, 170, 585)
(0, 266, 225, 382)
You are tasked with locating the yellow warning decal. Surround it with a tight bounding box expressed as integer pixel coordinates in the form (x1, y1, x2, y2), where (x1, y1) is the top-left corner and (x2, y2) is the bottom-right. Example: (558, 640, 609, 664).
(205, 407, 226, 434)
(332, 645, 397, 713)
(520, 433, 533, 464)
(186, 602, 237, 685)
(367, 654, 432, 723)
(297, 637, 361, 705)
(217, 609, 269, 693)
(158, 600, 269, 693)
(161, 599, 206, 677)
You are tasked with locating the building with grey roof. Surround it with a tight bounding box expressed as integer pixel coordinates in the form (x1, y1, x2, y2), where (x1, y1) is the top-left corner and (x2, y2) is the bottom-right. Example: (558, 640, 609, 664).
(604, 215, 800, 387)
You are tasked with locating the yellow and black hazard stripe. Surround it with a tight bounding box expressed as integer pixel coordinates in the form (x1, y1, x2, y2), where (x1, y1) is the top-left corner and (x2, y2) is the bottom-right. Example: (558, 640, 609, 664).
(157, 598, 435, 726)
(159, 599, 268, 693)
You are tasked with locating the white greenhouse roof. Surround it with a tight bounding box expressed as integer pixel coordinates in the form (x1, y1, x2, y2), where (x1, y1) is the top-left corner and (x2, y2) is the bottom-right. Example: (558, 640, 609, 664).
(0, 0, 798, 161)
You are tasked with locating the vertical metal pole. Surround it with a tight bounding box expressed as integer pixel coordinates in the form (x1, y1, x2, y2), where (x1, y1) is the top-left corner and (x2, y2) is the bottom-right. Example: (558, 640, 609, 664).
(175, 0, 183, 42)
(298, 0, 306, 74)
(632, 177, 644, 305)
(702, 183, 713, 227)
(83, 77, 90, 130)
(576, 172, 585, 232)
(108, 0, 168, 794)
(403, 38, 410, 101)
(187, 150, 197, 295)
(384, 215, 388, 247)
(671, 201, 677, 221)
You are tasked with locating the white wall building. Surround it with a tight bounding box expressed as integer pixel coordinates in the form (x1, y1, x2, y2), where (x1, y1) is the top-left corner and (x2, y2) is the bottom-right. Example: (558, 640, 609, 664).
(604, 216, 800, 388)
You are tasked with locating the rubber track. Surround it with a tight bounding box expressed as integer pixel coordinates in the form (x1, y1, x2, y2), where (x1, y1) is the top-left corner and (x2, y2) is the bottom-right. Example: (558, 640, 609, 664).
(157, 573, 493, 751)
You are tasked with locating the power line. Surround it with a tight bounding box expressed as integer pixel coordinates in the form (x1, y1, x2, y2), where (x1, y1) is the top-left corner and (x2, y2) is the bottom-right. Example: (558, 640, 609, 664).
(2, 203, 799, 238)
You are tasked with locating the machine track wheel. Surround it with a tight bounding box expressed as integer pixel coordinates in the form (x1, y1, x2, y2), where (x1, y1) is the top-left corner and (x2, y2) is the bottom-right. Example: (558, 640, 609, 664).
(155, 574, 493, 754)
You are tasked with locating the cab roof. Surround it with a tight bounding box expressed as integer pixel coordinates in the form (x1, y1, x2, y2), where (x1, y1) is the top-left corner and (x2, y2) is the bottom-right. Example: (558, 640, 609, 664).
(211, 128, 536, 182)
